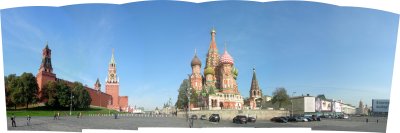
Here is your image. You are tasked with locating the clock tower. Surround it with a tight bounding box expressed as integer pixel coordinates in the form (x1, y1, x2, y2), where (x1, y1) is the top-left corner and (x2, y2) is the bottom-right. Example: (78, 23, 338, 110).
(105, 49, 120, 110)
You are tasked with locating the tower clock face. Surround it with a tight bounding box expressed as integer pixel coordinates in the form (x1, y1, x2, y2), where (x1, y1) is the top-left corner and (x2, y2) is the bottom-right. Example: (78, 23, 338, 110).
(110, 74, 114, 78)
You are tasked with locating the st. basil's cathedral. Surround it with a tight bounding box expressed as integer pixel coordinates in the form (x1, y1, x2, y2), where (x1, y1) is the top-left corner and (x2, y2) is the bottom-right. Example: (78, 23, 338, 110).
(189, 28, 263, 110)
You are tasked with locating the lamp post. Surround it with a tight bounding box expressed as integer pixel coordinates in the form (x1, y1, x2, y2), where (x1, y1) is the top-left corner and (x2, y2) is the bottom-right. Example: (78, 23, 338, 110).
(187, 74, 192, 122)
(291, 92, 296, 117)
(70, 92, 74, 116)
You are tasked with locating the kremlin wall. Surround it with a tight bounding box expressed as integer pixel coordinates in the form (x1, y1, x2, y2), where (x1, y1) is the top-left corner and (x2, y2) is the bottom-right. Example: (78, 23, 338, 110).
(36, 44, 132, 112)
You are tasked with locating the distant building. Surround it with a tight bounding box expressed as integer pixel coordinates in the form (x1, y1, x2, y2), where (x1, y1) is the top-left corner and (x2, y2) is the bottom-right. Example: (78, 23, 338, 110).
(372, 99, 389, 116)
(291, 95, 316, 116)
(262, 95, 272, 102)
(342, 104, 357, 115)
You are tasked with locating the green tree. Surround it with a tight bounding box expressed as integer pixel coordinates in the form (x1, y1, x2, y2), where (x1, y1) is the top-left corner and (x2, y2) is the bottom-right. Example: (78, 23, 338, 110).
(5, 74, 18, 109)
(57, 81, 71, 108)
(175, 79, 189, 109)
(271, 87, 290, 108)
(42, 80, 60, 108)
(19, 72, 39, 109)
(71, 82, 91, 109)
(190, 89, 199, 107)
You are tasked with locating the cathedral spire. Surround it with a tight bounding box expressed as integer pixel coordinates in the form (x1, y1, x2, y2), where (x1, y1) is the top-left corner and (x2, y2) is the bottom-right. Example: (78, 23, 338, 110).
(209, 27, 217, 50)
(250, 68, 262, 98)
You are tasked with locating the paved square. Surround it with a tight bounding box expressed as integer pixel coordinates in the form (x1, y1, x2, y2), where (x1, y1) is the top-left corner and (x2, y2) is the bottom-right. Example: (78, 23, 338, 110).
(7, 115, 387, 133)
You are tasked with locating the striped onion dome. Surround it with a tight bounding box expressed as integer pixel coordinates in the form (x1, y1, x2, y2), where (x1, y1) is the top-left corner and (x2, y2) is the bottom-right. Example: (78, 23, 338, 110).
(219, 50, 234, 64)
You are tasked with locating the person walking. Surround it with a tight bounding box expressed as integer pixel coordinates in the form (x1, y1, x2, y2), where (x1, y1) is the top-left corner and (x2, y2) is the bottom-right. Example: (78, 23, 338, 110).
(57, 112, 60, 120)
(26, 115, 31, 126)
(189, 118, 193, 128)
(11, 113, 16, 127)
(53, 112, 57, 120)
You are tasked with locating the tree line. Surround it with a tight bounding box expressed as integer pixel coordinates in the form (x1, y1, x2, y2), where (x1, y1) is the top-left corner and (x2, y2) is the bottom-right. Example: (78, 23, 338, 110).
(5, 73, 91, 110)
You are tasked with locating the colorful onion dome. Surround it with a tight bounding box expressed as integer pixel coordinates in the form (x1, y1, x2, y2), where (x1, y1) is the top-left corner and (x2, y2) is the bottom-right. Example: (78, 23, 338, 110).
(191, 54, 201, 66)
(219, 50, 234, 64)
(232, 67, 239, 76)
(204, 67, 215, 75)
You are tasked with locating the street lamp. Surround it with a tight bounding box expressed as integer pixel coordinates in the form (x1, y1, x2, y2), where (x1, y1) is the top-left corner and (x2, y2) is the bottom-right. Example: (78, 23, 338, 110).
(291, 92, 296, 117)
(187, 74, 192, 122)
(70, 92, 74, 116)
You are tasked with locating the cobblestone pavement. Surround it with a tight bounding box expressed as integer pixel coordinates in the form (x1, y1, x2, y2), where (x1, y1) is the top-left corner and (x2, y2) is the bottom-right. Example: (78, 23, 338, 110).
(7, 115, 387, 132)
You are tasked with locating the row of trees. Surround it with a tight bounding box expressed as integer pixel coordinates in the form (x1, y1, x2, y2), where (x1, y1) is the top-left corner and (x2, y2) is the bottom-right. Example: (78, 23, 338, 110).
(174, 78, 292, 109)
(41, 81, 91, 109)
(5, 73, 92, 110)
(5, 73, 38, 109)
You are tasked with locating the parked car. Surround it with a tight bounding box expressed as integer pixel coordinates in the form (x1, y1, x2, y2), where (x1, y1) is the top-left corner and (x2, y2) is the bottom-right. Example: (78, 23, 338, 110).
(247, 116, 257, 123)
(296, 117, 308, 122)
(233, 115, 248, 124)
(209, 114, 220, 122)
(191, 114, 198, 120)
(305, 117, 313, 122)
(338, 114, 349, 119)
(311, 115, 321, 121)
(200, 115, 207, 120)
(276, 117, 288, 123)
(270, 117, 288, 123)
(287, 117, 297, 122)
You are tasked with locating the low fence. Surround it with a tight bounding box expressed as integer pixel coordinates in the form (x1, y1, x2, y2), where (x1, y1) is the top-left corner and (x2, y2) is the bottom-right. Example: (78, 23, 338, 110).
(177, 109, 289, 121)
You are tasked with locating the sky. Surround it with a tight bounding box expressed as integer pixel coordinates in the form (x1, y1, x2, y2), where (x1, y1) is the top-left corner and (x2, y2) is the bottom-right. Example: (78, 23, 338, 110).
(1, 1, 398, 110)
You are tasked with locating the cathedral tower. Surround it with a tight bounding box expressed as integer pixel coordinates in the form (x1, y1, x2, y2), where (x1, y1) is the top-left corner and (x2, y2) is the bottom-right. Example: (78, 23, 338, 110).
(105, 49, 120, 109)
(204, 28, 220, 89)
(36, 43, 56, 99)
(219, 47, 235, 93)
(190, 49, 203, 92)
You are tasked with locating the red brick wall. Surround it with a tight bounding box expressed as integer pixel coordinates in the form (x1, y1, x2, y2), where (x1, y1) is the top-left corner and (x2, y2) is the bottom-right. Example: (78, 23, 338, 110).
(119, 96, 128, 110)
(85, 87, 112, 108)
(106, 84, 119, 107)
(36, 71, 56, 100)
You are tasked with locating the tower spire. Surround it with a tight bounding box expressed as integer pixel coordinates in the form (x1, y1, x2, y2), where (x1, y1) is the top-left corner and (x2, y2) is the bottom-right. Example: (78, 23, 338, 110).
(110, 48, 115, 65)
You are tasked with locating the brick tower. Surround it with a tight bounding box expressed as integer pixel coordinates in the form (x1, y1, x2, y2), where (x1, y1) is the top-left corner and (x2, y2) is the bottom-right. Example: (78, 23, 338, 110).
(190, 49, 203, 92)
(249, 68, 262, 109)
(36, 43, 56, 100)
(105, 49, 120, 110)
(94, 78, 101, 91)
(204, 28, 220, 90)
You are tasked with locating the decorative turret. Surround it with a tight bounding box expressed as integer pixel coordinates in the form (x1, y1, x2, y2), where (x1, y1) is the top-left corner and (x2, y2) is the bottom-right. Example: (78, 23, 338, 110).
(94, 78, 101, 91)
(190, 49, 203, 92)
(249, 68, 262, 98)
(204, 67, 215, 75)
(39, 42, 53, 73)
(219, 48, 234, 65)
(232, 67, 238, 80)
(191, 49, 202, 67)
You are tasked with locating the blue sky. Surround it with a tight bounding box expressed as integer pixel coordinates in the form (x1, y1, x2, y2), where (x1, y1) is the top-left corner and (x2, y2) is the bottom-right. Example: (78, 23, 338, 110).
(1, 1, 398, 110)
